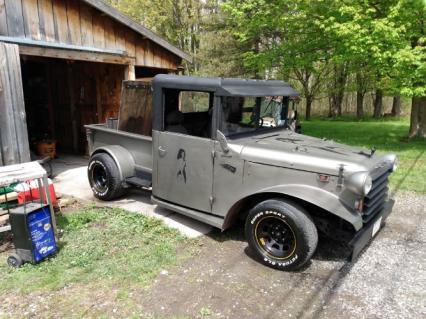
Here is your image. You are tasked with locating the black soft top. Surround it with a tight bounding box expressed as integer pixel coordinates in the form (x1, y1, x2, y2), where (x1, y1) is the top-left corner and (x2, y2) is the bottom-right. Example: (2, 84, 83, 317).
(153, 74, 299, 97)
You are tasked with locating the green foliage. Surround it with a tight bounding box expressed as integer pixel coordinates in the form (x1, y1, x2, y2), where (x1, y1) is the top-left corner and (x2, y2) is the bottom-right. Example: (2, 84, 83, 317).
(223, 0, 425, 121)
(302, 117, 426, 193)
(106, 0, 425, 132)
(0, 207, 186, 293)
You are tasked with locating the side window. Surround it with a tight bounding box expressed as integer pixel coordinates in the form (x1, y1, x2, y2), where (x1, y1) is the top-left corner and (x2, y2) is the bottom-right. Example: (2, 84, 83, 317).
(179, 91, 210, 113)
(164, 89, 213, 138)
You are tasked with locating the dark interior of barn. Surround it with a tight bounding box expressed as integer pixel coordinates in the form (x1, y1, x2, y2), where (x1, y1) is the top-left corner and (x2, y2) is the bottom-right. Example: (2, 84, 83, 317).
(21, 56, 168, 156)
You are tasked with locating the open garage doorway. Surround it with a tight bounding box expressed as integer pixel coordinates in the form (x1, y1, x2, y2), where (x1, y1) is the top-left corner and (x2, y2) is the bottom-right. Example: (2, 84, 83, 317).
(21, 56, 125, 155)
(21, 56, 172, 156)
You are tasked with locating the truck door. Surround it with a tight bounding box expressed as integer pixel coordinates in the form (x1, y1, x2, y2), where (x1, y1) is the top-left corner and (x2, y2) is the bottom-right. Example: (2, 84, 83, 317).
(153, 91, 214, 213)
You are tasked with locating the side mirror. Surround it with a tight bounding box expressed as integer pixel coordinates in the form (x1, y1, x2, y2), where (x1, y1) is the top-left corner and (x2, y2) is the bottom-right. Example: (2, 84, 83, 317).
(216, 130, 229, 153)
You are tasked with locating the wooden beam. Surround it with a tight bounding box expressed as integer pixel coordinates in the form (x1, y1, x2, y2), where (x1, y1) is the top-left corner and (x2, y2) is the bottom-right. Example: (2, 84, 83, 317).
(18, 45, 134, 65)
(0, 35, 126, 55)
(124, 64, 135, 80)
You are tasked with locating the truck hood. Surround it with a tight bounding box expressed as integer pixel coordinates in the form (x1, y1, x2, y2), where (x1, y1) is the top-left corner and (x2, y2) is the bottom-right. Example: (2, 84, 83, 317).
(229, 130, 390, 176)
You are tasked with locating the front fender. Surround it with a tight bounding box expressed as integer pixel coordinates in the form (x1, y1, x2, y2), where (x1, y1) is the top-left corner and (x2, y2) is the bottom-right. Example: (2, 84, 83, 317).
(91, 145, 135, 181)
(259, 184, 362, 230)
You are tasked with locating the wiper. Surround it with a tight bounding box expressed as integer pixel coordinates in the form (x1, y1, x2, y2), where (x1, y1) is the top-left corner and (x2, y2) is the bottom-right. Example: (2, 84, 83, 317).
(358, 146, 376, 158)
(254, 134, 280, 140)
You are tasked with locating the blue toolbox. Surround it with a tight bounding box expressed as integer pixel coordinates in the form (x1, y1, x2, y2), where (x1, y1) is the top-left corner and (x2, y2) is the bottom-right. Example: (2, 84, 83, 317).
(7, 202, 57, 267)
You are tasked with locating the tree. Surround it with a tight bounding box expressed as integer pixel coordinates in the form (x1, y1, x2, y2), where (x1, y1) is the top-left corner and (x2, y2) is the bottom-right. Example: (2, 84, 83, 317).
(106, 0, 204, 73)
(328, 63, 348, 117)
(223, 0, 337, 119)
(385, 0, 426, 137)
(355, 70, 374, 119)
(326, 0, 425, 135)
(391, 96, 402, 116)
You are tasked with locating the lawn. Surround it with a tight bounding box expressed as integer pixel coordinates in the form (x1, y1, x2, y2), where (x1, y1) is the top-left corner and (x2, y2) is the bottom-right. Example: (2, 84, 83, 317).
(0, 206, 190, 317)
(301, 117, 426, 194)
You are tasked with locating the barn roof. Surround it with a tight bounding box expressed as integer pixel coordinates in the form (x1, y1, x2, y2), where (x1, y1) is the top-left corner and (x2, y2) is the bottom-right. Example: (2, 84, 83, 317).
(83, 0, 192, 63)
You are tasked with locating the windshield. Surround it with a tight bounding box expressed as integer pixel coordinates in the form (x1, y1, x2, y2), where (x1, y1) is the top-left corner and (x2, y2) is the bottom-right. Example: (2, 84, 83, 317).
(219, 96, 294, 136)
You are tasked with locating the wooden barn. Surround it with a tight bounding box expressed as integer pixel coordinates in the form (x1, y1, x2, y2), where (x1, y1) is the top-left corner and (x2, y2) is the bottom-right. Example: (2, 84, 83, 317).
(0, 0, 191, 164)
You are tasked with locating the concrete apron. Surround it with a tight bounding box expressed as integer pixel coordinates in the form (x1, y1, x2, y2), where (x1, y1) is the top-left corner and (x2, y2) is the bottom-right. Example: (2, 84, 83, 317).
(52, 156, 212, 238)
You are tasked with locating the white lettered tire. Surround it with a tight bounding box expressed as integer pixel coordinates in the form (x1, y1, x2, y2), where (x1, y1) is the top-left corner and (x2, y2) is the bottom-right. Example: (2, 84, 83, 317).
(245, 199, 318, 270)
(88, 153, 125, 201)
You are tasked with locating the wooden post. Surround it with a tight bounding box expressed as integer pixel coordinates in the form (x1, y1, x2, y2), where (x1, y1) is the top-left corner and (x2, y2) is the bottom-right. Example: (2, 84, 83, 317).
(45, 61, 56, 139)
(125, 64, 136, 80)
(66, 63, 79, 153)
(0, 42, 31, 165)
(95, 68, 103, 123)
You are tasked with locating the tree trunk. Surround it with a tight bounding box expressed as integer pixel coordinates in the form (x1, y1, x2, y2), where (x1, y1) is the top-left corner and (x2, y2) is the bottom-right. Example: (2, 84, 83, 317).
(373, 89, 383, 118)
(391, 96, 402, 116)
(328, 96, 338, 118)
(305, 96, 313, 120)
(356, 72, 365, 119)
(329, 65, 347, 117)
(409, 96, 426, 138)
(356, 90, 364, 119)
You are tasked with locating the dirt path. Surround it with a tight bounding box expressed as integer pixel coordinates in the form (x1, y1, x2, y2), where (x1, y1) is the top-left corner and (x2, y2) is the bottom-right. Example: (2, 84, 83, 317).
(139, 191, 426, 319)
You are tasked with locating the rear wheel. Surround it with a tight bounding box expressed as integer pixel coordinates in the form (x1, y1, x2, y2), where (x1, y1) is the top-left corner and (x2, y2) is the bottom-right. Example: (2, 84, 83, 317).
(245, 199, 318, 270)
(88, 153, 125, 201)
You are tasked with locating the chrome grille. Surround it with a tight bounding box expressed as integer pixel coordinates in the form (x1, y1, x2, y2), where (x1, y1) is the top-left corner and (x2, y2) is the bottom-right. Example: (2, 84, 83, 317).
(362, 169, 391, 223)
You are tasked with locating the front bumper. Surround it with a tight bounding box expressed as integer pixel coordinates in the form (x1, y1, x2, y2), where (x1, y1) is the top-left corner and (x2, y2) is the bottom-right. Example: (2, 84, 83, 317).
(349, 198, 395, 261)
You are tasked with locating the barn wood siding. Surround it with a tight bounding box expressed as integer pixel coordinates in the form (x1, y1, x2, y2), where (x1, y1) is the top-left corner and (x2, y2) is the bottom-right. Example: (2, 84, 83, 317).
(0, 0, 180, 69)
(0, 42, 31, 165)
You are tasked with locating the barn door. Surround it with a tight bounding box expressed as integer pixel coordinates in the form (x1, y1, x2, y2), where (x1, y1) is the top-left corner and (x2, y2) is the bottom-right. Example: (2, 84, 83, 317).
(0, 42, 30, 165)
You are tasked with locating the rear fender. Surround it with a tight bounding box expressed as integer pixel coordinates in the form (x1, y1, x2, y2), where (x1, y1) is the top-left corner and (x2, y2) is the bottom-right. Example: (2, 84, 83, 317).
(92, 145, 135, 181)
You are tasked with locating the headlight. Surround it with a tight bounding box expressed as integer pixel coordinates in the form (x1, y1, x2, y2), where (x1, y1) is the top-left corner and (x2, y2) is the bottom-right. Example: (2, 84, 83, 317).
(345, 171, 372, 196)
(363, 175, 373, 195)
(383, 154, 398, 172)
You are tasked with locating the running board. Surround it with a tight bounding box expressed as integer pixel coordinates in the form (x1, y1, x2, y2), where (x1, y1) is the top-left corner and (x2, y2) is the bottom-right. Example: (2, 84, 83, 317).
(151, 196, 224, 229)
(125, 176, 151, 188)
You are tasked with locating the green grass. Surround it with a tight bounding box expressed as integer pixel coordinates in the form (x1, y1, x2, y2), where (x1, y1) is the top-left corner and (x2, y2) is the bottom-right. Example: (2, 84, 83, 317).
(301, 117, 426, 194)
(0, 206, 186, 294)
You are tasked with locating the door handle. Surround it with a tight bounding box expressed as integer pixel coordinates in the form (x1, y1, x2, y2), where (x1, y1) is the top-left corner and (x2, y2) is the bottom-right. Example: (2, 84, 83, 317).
(158, 146, 167, 157)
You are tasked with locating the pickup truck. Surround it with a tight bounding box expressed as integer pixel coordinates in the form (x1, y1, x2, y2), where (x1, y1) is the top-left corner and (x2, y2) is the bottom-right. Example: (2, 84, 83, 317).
(85, 74, 397, 270)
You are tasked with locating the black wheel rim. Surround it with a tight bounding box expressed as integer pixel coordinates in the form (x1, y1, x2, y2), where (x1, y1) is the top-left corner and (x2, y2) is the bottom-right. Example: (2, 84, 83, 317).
(92, 164, 108, 193)
(255, 216, 296, 259)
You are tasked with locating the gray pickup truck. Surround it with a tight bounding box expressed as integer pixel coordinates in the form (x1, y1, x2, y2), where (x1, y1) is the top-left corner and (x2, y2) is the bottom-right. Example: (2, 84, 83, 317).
(85, 74, 397, 270)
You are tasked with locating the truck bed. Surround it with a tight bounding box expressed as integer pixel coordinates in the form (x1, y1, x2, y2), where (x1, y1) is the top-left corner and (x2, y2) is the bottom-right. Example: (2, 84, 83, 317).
(85, 123, 153, 177)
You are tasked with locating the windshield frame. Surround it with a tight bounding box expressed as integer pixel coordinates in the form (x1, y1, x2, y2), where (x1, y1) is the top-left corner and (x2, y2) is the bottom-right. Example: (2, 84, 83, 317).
(215, 95, 291, 139)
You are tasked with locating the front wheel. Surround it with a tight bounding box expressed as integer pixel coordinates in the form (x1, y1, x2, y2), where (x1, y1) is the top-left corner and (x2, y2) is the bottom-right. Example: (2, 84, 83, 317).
(245, 199, 318, 271)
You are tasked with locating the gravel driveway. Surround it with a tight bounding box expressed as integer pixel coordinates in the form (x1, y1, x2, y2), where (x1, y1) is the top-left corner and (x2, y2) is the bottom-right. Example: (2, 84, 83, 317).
(140, 191, 426, 319)
(1, 192, 424, 318)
